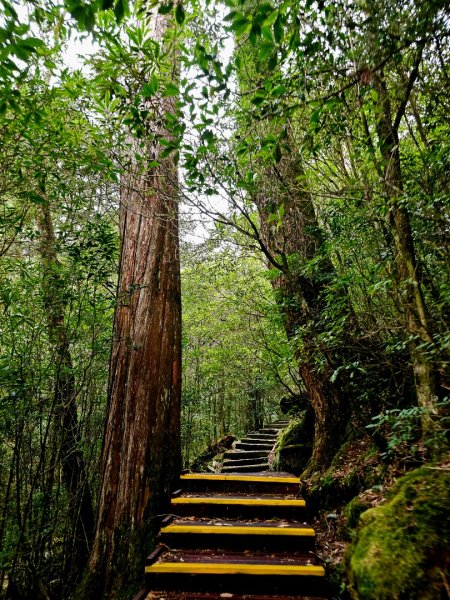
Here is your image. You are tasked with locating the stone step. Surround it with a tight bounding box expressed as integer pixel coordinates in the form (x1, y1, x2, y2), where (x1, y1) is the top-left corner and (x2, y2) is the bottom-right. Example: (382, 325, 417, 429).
(221, 462, 269, 473)
(258, 428, 281, 435)
(247, 433, 279, 440)
(235, 442, 274, 451)
(224, 450, 269, 460)
(223, 456, 270, 465)
(241, 437, 276, 444)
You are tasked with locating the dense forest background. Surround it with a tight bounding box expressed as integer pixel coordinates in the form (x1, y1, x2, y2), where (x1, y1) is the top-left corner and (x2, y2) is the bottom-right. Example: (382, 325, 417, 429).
(0, 0, 449, 598)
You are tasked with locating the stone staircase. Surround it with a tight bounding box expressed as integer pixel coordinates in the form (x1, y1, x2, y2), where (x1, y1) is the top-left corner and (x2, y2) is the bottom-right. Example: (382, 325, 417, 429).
(136, 421, 327, 599)
(221, 420, 289, 473)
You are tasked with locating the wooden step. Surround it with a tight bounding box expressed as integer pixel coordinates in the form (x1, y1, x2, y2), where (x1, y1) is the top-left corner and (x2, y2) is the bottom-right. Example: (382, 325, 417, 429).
(145, 547, 325, 596)
(247, 433, 279, 440)
(179, 473, 300, 495)
(258, 428, 281, 435)
(170, 495, 306, 519)
(159, 520, 316, 552)
(144, 592, 328, 600)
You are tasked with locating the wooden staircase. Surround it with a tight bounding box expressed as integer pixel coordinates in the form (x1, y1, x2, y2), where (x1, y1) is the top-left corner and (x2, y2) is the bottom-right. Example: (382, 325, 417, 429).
(137, 421, 327, 599)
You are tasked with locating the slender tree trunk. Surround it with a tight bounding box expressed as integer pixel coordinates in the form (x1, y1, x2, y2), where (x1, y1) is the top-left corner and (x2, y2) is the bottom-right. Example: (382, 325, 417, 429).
(37, 201, 95, 577)
(85, 11, 181, 597)
(373, 70, 439, 430)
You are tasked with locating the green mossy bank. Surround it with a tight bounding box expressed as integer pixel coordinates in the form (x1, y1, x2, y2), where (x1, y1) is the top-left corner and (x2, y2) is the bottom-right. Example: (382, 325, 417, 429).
(346, 466, 450, 599)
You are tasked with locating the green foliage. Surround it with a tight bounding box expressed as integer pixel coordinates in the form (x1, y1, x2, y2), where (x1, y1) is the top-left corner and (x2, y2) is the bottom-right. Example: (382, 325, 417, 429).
(367, 399, 450, 461)
(181, 242, 297, 465)
(347, 466, 450, 599)
(0, 0, 449, 595)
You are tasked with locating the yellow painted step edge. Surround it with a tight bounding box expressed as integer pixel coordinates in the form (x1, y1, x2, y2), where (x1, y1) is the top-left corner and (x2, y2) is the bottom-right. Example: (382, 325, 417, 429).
(181, 474, 299, 484)
(172, 497, 306, 507)
(145, 563, 325, 576)
(162, 525, 315, 536)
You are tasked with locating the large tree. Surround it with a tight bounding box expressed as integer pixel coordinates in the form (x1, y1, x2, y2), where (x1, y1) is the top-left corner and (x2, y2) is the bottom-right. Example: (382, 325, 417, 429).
(85, 9, 182, 598)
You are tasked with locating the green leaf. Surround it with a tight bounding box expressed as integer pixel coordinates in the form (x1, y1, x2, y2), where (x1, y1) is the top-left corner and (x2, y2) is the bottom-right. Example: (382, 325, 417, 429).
(175, 4, 185, 25)
(231, 16, 251, 36)
(272, 84, 285, 97)
(22, 37, 44, 49)
(258, 43, 272, 62)
(288, 29, 300, 50)
(162, 83, 179, 97)
(158, 2, 173, 14)
(114, 0, 129, 22)
(251, 90, 266, 106)
(261, 25, 273, 42)
(142, 74, 159, 97)
(274, 144, 282, 162)
(273, 14, 283, 43)
(224, 10, 238, 21)
(263, 9, 278, 26)
(12, 43, 33, 60)
(236, 141, 248, 156)
(310, 109, 320, 127)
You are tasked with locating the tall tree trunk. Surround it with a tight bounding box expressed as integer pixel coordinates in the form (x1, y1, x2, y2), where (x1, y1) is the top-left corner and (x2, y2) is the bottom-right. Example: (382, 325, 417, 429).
(37, 200, 95, 577)
(234, 29, 353, 471)
(86, 11, 181, 597)
(373, 69, 439, 431)
(254, 145, 351, 471)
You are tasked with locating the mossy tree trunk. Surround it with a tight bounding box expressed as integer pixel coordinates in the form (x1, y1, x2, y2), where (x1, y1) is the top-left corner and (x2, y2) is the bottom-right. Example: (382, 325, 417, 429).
(234, 25, 354, 473)
(373, 65, 440, 432)
(254, 150, 350, 471)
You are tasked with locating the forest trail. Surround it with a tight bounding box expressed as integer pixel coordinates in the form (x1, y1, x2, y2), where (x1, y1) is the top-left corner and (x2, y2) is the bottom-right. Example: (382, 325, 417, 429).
(137, 421, 327, 600)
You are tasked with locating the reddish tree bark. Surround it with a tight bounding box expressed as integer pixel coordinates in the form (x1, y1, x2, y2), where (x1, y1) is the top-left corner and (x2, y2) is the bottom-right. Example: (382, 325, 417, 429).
(85, 13, 182, 597)
(255, 151, 350, 472)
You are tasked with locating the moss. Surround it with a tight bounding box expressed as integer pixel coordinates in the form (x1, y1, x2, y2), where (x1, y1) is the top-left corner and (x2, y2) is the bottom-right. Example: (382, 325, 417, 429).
(347, 466, 450, 599)
(306, 439, 383, 511)
(275, 414, 307, 448)
(274, 409, 314, 474)
(344, 497, 370, 531)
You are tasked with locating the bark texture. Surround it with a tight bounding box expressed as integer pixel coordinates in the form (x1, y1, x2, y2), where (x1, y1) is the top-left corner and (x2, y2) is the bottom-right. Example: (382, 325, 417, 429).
(86, 12, 181, 597)
(255, 147, 350, 471)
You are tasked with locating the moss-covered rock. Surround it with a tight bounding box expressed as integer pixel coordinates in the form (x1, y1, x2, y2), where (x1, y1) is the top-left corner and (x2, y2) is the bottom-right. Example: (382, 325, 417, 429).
(342, 497, 371, 535)
(347, 466, 450, 599)
(306, 438, 382, 511)
(274, 410, 313, 474)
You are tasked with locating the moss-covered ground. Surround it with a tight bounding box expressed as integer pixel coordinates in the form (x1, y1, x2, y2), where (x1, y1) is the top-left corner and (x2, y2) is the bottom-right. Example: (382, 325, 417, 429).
(347, 465, 450, 599)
